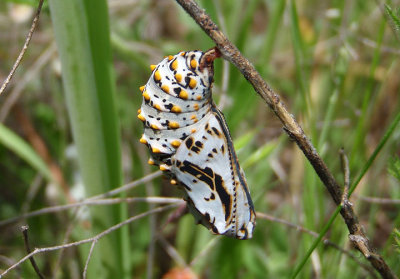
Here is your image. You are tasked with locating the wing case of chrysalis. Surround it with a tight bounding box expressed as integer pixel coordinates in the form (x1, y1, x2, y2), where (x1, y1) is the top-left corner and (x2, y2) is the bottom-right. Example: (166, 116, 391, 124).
(138, 48, 256, 239)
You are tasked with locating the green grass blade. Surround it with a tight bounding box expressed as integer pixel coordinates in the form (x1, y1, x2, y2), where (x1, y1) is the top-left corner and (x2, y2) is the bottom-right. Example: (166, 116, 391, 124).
(234, 130, 257, 151)
(289, 0, 310, 114)
(351, 20, 385, 164)
(83, 1, 130, 276)
(384, 4, 400, 43)
(48, 0, 125, 277)
(260, 0, 286, 63)
(350, 111, 400, 195)
(291, 206, 342, 279)
(242, 140, 277, 170)
(0, 123, 52, 182)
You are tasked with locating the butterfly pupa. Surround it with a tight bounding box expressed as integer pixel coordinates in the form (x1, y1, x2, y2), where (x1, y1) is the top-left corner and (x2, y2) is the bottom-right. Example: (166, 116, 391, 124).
(138, 48, 256, 239)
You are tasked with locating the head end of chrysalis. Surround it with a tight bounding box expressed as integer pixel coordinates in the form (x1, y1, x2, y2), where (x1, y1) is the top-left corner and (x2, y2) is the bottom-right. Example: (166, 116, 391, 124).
(197, 47, 220, 86)
(199, 47, 221, 72)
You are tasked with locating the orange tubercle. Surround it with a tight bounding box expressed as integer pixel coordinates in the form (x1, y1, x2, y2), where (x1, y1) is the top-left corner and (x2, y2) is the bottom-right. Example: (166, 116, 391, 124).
(179, 90, 188, 99)
(171, 140, 181, 148)
(168, 121, 180, 129)
(189, 78, 197, 89)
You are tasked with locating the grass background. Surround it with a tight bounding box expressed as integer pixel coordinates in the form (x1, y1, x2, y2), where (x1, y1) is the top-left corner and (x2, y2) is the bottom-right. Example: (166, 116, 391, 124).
(0, 0, 400, 278)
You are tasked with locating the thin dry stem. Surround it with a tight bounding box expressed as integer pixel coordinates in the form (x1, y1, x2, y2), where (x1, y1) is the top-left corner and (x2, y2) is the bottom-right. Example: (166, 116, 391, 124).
(0, 204, 178, 278)
(174, 1, 396, 278)
(340, 148, 351, 207)
(0, 0, 44, 97)
(190, 236, 221, 267)
(21, 174, 43, 215)
(0, 196, 182, 227)
(157, 233, 187, 267)
(89, 171, 162, 200)
(257, 212, 378, 278)
(355, 195, 400, 204)
(0, 43, 56, 122)
(83, 240, 97, 279)
(21, 226, 45, 279)
(53, 217, 78, 276)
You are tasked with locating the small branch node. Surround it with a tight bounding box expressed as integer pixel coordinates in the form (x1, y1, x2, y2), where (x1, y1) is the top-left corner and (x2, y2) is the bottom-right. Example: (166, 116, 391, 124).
(21, 225, 45, 279)
(339, 148, 351, 207)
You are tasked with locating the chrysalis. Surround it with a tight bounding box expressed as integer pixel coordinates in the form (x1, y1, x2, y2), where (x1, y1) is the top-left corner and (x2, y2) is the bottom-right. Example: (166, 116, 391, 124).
(138, 48, 256, 239)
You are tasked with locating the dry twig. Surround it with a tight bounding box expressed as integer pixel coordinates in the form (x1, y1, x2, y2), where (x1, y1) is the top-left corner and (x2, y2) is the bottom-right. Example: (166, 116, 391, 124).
(21, 226, 45, 279)
(83, 240, 97, 279)
(0, 196, 182, 228)
(355, 195, 400, 205)
(174, 0, 396, 278)
(0, 43, 56, 121)
(0, 172, 170, 228)
(257, 212, 378, 278)
(189, 236, 221, 267)
(0, 204, 179, 278)
(339, 149, 352, 208)
(157, 233, 187, 267)
(89, 171, 162, 200)
(0, 0, 44, 97)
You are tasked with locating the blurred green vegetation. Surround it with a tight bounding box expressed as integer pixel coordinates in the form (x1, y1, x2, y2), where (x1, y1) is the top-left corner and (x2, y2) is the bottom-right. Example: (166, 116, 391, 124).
(0, 0, 400, 278)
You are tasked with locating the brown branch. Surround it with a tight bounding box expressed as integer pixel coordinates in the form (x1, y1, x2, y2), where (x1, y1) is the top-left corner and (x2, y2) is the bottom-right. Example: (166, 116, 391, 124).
(174, 1, 396, 278)
(339, 150, 390, 277)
